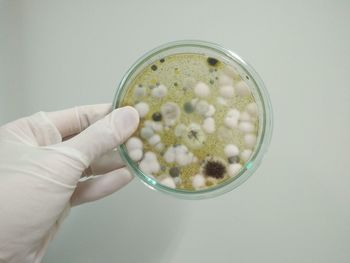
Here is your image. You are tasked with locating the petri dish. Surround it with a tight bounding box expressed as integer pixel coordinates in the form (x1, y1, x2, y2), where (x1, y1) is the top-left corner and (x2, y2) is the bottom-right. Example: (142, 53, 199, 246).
(113, 40, 273, 199)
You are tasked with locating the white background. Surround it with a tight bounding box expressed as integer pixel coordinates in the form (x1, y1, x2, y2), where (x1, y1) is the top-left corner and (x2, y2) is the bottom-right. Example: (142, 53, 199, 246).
(1, 1, 349, 262)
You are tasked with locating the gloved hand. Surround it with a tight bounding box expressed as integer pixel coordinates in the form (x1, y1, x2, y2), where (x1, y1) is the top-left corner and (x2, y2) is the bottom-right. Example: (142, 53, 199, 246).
(0, 104, 139, 263)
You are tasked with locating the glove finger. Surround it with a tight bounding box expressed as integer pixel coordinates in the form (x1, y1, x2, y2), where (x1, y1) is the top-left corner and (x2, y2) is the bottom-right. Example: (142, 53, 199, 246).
(84, 149, 125, 176)
(70, 167, 134, 206)
(47, 104, 111, 139)
(58, 106, 139, 163)
(0, 112, 63, 146)
(0, 104, 111, 146)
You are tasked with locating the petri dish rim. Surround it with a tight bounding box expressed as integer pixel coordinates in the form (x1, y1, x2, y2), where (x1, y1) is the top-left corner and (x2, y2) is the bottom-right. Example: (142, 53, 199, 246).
(113, 40, 273, 199)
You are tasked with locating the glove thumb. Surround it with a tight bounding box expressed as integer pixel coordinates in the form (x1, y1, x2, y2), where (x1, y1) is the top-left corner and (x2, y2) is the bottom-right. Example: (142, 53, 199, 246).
(59, 106, 139, 164)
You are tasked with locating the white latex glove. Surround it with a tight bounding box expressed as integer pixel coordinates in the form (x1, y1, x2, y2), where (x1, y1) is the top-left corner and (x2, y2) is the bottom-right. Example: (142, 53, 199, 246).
(0, 104, 139, 263)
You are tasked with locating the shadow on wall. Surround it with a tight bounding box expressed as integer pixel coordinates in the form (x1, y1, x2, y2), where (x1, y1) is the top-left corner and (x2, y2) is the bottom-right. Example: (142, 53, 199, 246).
(44, 181, 189, 263)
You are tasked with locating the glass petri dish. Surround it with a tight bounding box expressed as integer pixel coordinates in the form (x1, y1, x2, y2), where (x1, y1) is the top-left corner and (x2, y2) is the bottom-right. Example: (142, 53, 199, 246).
(113, 40, 273, 199)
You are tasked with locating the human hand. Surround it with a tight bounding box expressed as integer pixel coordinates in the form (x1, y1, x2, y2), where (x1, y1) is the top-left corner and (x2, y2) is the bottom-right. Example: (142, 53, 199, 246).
(0, 104, 139, 263)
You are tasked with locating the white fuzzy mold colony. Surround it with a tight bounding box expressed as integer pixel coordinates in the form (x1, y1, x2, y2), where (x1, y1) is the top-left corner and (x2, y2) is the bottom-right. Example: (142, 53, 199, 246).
(121, 54, 259, 190)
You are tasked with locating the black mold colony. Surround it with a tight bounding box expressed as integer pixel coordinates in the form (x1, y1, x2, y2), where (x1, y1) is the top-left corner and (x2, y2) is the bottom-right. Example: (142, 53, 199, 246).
(203, 159, 226, 179)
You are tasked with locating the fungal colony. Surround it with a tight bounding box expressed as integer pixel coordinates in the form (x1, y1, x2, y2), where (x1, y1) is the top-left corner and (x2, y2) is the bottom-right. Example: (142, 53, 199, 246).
(120, 53, 259, 190)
